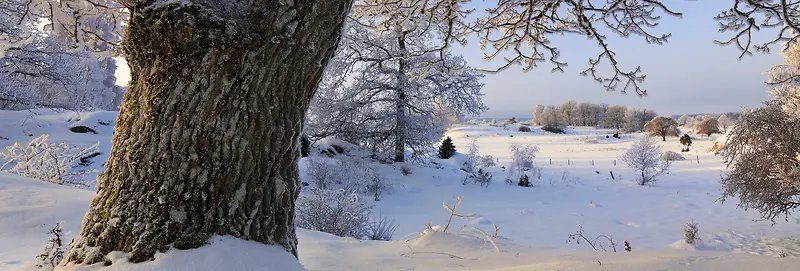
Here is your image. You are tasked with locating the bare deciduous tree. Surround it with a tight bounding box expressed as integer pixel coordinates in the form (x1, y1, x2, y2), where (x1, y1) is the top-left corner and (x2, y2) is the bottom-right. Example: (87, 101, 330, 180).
(621, 136, 671, 186)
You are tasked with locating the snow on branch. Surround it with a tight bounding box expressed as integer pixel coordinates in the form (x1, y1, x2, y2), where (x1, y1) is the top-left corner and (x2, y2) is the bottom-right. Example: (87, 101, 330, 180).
(0, 134, 99, 187)
(714, 0, 800, 59)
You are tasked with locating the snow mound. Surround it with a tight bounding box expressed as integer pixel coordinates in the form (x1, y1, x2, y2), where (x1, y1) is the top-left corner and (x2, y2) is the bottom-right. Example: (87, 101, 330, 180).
(408, 229, 499, 253)
(57, 236, 304, 271)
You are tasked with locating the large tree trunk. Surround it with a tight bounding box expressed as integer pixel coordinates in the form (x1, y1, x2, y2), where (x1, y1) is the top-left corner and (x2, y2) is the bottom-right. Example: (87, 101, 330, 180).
(394, 31, 409, 163)
(64, 1, 351, 265)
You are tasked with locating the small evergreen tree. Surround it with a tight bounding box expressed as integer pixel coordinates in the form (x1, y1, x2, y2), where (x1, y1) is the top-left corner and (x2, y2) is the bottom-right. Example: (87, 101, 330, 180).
(438, 137, 456, 159)
(679, 134, 692, 152)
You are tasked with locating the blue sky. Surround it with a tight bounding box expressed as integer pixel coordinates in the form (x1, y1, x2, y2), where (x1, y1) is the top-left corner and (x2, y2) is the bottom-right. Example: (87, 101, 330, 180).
(453, 0, 784, 118)
(114, 1, 783, 118)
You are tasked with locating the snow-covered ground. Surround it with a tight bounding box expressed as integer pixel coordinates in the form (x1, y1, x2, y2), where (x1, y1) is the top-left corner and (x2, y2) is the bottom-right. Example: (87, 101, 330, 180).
(1, 110, 798, 270)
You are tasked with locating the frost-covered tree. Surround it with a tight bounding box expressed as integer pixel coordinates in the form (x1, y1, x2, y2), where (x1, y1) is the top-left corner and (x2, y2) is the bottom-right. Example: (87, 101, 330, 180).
(624, 108, 657, 133)
(720, 39, 800, 222)
(604, 105, 627, 130)
(541, 106, 566, 133)
(717, 114, 730, 131)
(644, 116, 680, 141)
(0, 1, 122, 110)
(560, 100, 579, 126)
(595, 104, 609, 127)
(621, 136, 671, 186)
(533, 104, 545, 125)
(578, 102, 594, 126)
(306, 22, 486, 162)
(695, 119, 721, 136)
(678, 115, 692, 126)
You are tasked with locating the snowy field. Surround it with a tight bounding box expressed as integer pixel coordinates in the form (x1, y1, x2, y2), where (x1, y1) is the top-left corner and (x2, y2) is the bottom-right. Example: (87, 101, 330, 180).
(1, 110, 799, 270)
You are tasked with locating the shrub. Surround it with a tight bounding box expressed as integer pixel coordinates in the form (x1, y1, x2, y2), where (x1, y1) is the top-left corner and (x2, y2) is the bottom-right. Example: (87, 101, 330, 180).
(296, 188, 372, 238)
(331, 144, 345, 153)
(438, 137, 456, 159)
(679, 134, 693, 152)
(517, 174, 532, 187)
(479, 155, 496, 168)
(661, 151, 685, 162)
(509, 143, 537, 170)
(542, 127, 565, 134)
(683, 221, 700, 245)
(36, 222, 64, 268)
(366, 214, 399, 241)
(400, 165, 412, 176)
(518, 126, 531, 132)
(305, 158, 342, 190)
(0, 135, 98, 187)
(620, 136, 671, 186)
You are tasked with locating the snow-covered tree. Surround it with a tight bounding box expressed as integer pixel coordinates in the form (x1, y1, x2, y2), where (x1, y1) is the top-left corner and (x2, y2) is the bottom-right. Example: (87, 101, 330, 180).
(677, 114, 692, 126)
(559, 100, 579, 126)
(306, 22, 486, 162)
(594, 104, 609, 127)
(604, 105, 627, 130)
(644, 116, 680, 141)
(541, 106, 566, 133)
(621, 136, 671, 186)
(717, 114, 730, 131)
(0, 1, 123, 110)
(533, 104, 544, 125)
(577, 102, 594, 126)
(624, 108, 657, 133)
(720, 39, 800, 222)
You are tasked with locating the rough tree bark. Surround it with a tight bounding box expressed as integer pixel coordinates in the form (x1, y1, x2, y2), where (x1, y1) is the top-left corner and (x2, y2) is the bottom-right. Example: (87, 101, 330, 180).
(64, 0, 352, 265)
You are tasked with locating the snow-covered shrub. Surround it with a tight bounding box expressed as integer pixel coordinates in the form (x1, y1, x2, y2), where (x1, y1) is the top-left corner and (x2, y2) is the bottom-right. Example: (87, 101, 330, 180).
(36, 222, 64, 268)
(509, 143, 537, 170)
(683, 221, 700, 245)
(338, 158, 392, 201)
(461, 139, 482, 173)
(620, 136, 670, 186)
(366, 214, 399, 241)
(661, 151, 685, 162)
(479, 155, 496, 168)
(0, 135, 98, 187)
(400, 165, 412, 176)
(365, 174, 391, 201)
(464, 168, 492, 187)
(305, 158, 342, 190)
(295, 188, 372, 238)
(508, 143, 538, 186)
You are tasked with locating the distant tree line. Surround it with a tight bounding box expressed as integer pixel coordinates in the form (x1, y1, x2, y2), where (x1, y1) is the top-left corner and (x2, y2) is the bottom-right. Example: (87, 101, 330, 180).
(532, 101, 657, 133)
